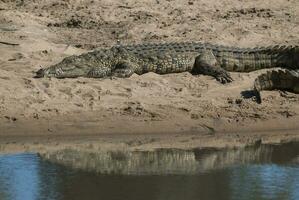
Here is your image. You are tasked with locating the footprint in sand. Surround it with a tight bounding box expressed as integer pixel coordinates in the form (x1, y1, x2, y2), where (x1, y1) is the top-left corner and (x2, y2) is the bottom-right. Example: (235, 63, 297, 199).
(58, 87, 73, 97)
(71, 87, 100, 109)
(8, 53, 25, 61)
(23, 78, 34, 89)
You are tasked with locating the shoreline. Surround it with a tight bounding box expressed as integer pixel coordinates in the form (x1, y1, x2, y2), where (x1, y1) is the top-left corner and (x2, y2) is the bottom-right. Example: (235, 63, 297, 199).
(0, 116, 298, 154)
(1, 115, 298, 135)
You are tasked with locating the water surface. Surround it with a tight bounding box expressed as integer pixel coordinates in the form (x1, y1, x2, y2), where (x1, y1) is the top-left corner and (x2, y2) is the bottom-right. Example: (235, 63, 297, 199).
(0, 142, 298, 200)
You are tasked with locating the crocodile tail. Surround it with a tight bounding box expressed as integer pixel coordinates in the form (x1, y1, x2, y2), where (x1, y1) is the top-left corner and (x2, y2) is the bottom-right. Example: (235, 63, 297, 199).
(215, 45, 299, 72)
(254, 69, 299, 96)
(271, 45, 299, 69)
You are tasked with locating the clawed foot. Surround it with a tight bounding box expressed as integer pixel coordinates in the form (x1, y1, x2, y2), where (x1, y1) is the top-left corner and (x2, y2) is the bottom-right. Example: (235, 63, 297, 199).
(193, 51, 233, 84)
(215, 71, 233, 84)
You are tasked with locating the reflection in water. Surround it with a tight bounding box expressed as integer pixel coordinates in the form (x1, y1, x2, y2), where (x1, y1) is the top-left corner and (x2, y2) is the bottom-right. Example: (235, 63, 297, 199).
(40, 142, 299, 175)
(0, 142, 298, 200)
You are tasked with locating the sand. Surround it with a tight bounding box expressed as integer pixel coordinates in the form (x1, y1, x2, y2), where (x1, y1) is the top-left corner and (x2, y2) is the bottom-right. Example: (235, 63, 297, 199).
(0, 0, 298, 152)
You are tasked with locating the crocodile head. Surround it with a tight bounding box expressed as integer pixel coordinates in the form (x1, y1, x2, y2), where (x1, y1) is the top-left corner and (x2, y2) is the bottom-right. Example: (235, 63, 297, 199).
(35, 64, 98, 78)
(34, 67, 57, 78)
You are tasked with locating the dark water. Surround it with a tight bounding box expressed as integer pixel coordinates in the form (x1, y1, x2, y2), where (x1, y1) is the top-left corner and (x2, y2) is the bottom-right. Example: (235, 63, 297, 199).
(0, 143, 299, 200)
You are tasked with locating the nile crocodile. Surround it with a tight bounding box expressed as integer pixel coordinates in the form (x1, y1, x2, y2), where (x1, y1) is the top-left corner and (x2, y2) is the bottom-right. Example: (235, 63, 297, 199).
(254, 69, 299, 93)
(35, 42, 299, 94)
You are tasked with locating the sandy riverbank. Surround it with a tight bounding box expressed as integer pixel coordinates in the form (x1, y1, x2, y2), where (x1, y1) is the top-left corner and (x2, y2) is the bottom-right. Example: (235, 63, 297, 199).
(0, 0, 298, 152)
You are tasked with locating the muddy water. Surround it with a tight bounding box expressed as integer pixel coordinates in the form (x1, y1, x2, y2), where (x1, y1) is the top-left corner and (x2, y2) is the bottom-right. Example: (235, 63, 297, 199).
(0, 142, 298, 200)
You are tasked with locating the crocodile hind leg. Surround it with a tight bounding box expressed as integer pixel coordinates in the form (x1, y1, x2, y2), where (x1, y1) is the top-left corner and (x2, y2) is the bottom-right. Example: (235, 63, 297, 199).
(192, 50, 233, 84)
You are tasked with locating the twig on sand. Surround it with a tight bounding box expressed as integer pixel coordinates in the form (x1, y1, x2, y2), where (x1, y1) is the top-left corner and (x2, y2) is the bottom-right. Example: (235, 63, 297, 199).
(0, 41, 19, 46)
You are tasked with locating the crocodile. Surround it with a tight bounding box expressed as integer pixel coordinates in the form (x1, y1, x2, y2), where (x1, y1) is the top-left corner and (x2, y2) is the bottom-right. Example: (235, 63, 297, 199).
(255, 69, 299, 93)
(35, 42, 299, 91)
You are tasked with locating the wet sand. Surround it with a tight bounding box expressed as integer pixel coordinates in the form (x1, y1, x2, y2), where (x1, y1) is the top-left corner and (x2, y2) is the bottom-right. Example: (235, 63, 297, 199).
(1, 118, 299, 154)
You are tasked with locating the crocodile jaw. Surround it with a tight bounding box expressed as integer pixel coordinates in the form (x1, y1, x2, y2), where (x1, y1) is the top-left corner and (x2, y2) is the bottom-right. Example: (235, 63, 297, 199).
(34, 67, 58, 78)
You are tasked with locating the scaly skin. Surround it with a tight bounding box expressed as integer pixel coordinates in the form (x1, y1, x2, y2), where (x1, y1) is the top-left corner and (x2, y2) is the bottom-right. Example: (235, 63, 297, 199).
(35, 42, 299, 89)
(254, 69, 299, 93)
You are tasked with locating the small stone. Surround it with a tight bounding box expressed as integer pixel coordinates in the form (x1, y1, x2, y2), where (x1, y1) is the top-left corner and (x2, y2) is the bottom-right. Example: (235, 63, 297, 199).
(33, 113, 39, 119)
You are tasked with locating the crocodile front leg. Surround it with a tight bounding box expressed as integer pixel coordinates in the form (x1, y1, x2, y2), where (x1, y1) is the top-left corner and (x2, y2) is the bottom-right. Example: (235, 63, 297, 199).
(112, 60, 139, 78)
(87, 67, 112, 78)
(192, 50, 233, 84)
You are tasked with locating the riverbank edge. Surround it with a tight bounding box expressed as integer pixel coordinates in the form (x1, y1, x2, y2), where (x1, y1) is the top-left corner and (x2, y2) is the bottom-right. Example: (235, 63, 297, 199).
(0, 117, 298, 154)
